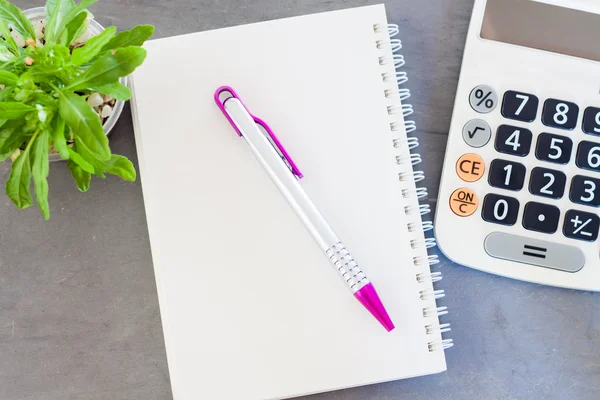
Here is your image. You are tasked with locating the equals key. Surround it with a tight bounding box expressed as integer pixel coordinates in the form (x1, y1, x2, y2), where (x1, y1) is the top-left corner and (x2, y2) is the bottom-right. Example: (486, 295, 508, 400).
(523, 244, 547, 259)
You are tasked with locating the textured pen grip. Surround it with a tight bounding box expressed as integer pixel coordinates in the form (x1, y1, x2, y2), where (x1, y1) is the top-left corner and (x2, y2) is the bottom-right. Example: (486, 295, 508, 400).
(325, 242, 370, 293)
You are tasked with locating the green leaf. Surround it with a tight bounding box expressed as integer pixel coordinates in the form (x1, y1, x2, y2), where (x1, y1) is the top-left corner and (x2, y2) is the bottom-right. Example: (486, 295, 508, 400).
(21, 65, 61, 82)
(67, 147, 95, 173)
(31, 130, 50, 219)
(101, 24, 154, 52)
(0, 102, 35, 119)
(77, 144, 135, 180)
(0, 19, 18, 53)
(61, 11, 87, 46)
(66, 46, 147, 91)
(45, 0, 75, 43)
(0, 118, 26, 154)
(67, 159, 91, 191)
(55, 0, 97, 41)
(58, 91, 110, 160)
(5, 133, 34, 209)
(51, 116, 70, 160)
(71, 26, 116, 65)
(90, 81, 131, 100)
(0, 70, 18, 85)
(0, 41, 16, 62)
(105, 154, 136, 181)
(0, 0, 36, 42)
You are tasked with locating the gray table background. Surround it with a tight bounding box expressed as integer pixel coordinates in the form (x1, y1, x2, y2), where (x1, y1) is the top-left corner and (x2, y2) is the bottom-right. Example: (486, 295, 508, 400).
(2, 0, 599, 399)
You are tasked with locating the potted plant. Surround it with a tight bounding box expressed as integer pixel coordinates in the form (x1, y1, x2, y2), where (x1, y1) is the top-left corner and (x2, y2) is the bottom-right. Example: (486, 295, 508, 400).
(0, 0, 154, 219)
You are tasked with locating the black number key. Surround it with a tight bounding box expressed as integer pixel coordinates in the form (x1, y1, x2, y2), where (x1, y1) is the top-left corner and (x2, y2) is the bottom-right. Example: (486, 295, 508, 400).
(576, 141, 600, 172)
(542, 98, 579, 130)
(529, 167, 566, 199)
(488, 159, 526, 191)
(563, 210, 600, 241)
(501, 91, 539, 122)
(522, 202, 560, 234)
(482, 194, 519, 226)
(582, 107, 600, 136)
(535, 133, 572, 164)
(495, 125, 532, 156)
(570, 175, 600, 207)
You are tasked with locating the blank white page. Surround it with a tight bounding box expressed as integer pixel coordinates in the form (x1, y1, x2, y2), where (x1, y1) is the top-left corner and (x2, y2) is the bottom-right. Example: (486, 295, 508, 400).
(131, 5, 446, 399)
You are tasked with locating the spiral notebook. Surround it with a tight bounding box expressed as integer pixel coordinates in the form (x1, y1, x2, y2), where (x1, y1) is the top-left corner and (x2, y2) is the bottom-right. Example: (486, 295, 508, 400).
(130, 4, 451, 400)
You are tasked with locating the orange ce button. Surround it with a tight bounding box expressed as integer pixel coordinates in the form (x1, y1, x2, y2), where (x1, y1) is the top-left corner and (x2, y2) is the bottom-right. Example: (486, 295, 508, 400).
(456, 153, 485, 182)
(450, 188, 479, 217)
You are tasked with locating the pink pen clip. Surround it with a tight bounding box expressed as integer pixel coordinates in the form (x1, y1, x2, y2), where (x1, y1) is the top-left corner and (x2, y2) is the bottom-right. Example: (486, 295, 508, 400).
(214, 86, 303, 179)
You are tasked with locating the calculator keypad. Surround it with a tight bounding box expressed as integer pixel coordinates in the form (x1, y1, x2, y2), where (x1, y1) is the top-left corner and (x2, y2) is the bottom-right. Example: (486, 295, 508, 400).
(575, 141, 600, 172)
(501, 91, 538, 122)
(522, 202, 560, 234)
(563, 210, 600, 242)
(495, 125, 532, 156)
(481, 194, 519, 226)
(582, 107, 600, 136)
(451, 85, 600, 248)
(488, 159, 526, 191)
(529, 167, 566, 199)
(542, 98, 579, 130)
(535, 133, 572, 164)
(570, 175, 600, 207)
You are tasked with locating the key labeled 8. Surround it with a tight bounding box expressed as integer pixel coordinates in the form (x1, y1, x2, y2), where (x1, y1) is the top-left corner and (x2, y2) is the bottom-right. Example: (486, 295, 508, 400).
(542, 99, 579, 130)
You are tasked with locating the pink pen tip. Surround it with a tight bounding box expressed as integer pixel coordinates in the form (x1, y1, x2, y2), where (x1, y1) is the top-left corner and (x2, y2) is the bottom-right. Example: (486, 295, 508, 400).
(354, 283, 395, 332)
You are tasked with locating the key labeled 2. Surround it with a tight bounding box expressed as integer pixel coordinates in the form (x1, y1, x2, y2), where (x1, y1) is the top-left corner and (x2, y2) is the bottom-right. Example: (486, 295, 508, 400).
(563, 210, 600, 242)
(576, 141, 600, 172)
(570, 175, 600, 207)
(488, 159, 526, 191)
(535, 133, 572, 164)
(529, 167, 566, 199)
(495, 125, 532, 156)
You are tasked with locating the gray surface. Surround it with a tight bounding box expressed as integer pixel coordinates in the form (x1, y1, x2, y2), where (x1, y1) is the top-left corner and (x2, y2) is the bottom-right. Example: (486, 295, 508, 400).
(2, 0, 599, 399)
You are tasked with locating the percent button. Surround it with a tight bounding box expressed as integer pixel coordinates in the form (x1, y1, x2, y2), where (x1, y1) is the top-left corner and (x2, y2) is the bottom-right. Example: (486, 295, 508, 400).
(469, 85, 498, 114)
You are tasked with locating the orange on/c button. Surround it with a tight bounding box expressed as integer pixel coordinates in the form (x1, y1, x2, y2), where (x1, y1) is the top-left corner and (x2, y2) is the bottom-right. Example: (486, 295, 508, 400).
(456, 153, 485, 182)
(450, 188, 478, 217)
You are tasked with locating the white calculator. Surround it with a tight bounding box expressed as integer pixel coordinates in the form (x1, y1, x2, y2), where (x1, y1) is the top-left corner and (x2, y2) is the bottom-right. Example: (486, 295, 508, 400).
(436, 0, 600, 291)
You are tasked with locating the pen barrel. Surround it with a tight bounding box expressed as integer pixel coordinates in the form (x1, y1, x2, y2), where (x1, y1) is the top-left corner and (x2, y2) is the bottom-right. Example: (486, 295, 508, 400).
(224, 98, 369, 292)
(325, 242, 370, 293)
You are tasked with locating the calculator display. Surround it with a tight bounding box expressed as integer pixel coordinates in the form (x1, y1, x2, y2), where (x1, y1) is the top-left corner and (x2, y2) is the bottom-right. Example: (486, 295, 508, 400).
(481, 0, 600, 62)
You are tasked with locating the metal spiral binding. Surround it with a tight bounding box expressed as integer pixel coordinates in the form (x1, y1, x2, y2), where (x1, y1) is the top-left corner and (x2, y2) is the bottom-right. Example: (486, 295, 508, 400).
(399, 170, 425, 183)
(426, 323, 451, 335)
(405, 204, 431, 216)
(411, 238, 437, 249)
(416, 272, 443, 283)
(374, 23, 452, 352)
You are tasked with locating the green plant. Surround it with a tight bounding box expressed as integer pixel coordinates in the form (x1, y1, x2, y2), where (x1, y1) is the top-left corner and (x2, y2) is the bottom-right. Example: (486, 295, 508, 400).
(0, 0, 154, 219)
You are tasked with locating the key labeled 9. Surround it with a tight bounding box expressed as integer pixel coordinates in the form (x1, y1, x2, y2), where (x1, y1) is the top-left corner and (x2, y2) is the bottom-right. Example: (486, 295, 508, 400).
(583, 107, 600, 136)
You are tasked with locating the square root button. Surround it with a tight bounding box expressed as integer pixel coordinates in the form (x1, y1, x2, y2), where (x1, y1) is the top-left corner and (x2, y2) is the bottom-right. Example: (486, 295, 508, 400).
(484, 232, 584, 273)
